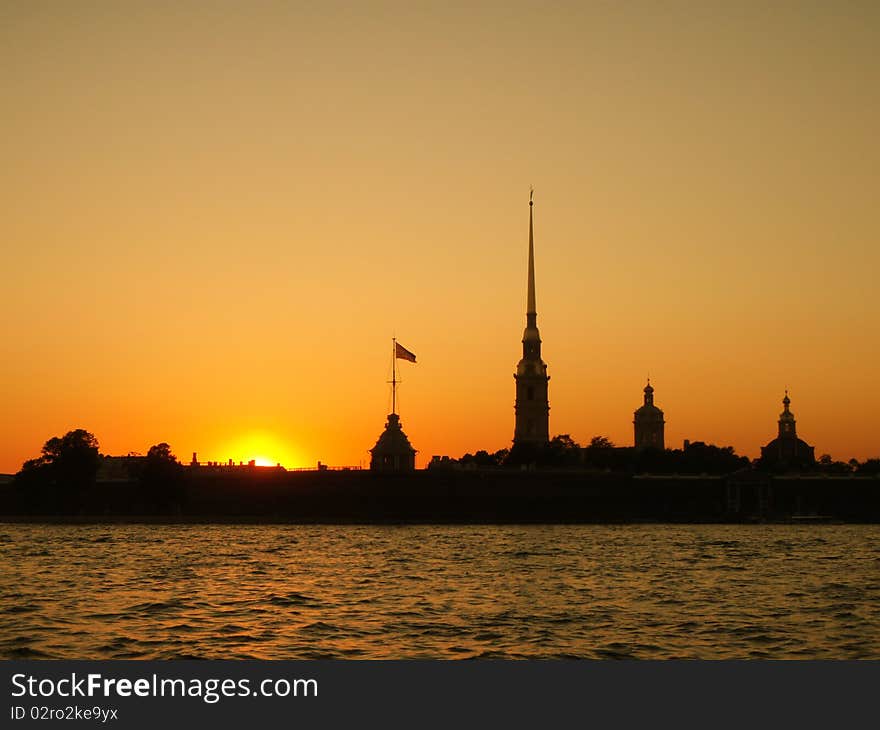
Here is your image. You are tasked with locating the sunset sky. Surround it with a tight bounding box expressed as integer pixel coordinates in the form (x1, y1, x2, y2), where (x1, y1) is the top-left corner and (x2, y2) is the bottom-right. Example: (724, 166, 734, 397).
(2, 1, 878, 471)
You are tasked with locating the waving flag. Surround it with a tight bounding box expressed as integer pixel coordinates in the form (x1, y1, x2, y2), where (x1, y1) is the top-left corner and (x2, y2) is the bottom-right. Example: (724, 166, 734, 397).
(394, 342, 417, 363)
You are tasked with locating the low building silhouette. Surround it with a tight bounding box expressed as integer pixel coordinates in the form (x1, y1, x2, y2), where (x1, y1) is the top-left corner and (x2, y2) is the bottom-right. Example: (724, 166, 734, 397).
(634, 380, 665, 450)
(97, 454, 146, 482)
(760, 391, 815, 470)
(370, 413, 416, 472)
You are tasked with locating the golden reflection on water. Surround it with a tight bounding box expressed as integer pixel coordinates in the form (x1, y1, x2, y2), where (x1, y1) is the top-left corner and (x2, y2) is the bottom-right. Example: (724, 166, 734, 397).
(2, 524, 879, 659)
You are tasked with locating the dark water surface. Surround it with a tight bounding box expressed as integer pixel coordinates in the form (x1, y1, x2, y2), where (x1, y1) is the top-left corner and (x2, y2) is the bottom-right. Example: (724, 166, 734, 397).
(2, 524, 879, 659)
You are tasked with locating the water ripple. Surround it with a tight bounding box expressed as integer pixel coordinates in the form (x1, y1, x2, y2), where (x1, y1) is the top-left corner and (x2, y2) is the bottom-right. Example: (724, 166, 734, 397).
(1, 524, 880, 659)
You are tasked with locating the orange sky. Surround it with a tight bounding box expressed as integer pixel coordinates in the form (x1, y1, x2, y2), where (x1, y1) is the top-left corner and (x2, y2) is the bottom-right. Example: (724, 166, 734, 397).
(1, 1, 878, 471)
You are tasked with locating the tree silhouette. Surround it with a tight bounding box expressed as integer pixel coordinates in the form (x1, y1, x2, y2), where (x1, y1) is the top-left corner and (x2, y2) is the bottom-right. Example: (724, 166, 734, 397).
(141, 442, 185, 512)
(671, 441, 749, 475)
(815, 454, 854, 475)
(146, 442, 176, 463)
(855, 459, 880, 476)
(457, 448, 511, 468)
(547, 434, 582, 466)
(16, 429, 100, 489)
(582, 436, 629, 470)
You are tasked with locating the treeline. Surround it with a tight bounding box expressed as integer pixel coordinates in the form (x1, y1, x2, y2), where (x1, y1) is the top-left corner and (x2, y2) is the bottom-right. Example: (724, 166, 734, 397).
(10, 429, 186, 512)
(7, 429, 880, 491)
(433, 434, 880, 476)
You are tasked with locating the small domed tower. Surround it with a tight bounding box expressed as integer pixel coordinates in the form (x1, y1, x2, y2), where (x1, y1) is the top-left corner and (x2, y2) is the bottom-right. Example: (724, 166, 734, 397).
(634, 379, 665, 450)
(759, 391, 815, 470)
(369, 339, 418, 472)
(369, 413, 416, 472)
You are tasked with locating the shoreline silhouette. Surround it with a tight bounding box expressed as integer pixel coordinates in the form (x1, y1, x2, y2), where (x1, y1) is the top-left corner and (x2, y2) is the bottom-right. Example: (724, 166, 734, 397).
(3, 467, 879, 524)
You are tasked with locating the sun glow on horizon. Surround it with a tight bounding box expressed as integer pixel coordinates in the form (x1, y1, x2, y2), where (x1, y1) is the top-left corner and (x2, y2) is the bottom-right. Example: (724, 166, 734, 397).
(211, 432, 304, 470)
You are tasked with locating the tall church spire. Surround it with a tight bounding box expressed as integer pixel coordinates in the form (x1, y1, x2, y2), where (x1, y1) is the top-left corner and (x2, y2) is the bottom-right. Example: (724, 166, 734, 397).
(513, 190, 550, 447)
(522, 189, 540, 347)
(527, 188, 536, 324)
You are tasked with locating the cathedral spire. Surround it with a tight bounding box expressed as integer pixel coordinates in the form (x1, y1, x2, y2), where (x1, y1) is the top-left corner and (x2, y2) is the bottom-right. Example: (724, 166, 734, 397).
(522, 190, 541, 348)
(513, 190, 550, 447)
(527, 188, 536, 325)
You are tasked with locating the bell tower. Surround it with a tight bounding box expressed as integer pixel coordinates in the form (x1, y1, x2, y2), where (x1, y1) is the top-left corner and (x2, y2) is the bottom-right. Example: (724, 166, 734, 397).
(634, 379, 665, 450)
(778, 390, 797, 438)
(513, 191, 550, 446)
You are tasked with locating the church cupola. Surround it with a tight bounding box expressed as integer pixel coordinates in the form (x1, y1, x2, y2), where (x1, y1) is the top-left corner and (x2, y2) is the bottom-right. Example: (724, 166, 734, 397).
(778, 390, 797, 438)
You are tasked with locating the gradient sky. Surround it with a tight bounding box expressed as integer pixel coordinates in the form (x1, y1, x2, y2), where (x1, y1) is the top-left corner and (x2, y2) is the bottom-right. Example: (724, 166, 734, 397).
(2, 1, 878, 471)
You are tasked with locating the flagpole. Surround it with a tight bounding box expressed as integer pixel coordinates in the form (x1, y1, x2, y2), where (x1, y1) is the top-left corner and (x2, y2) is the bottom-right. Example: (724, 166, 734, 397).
(388, 337, 399, 416)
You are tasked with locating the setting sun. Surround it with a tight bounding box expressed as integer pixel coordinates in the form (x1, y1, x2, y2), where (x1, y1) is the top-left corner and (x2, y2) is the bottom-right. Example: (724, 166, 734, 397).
(211, 432, 303, 470)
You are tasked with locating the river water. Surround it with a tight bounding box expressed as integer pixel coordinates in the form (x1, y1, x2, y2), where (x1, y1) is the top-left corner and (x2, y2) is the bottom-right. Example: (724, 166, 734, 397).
(2, 524, 879, 659)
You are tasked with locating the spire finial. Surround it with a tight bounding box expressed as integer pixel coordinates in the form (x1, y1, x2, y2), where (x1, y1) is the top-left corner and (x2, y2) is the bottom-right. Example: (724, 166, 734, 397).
(526, 189, 536, 318)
